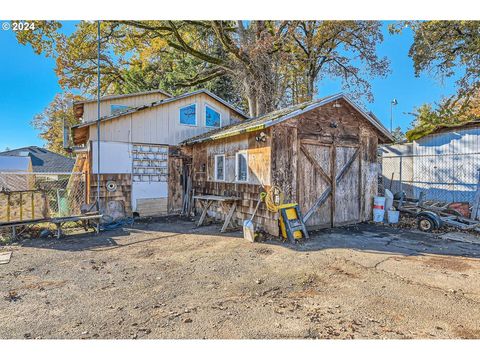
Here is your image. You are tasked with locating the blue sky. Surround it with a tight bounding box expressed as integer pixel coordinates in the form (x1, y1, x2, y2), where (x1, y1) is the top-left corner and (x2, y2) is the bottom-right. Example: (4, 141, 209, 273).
(0, 20, 459, 151)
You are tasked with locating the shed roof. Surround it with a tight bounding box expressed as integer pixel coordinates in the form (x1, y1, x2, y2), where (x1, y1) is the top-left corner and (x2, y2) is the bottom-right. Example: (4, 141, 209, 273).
(181, 93, 393, 145)
(73, 89, 172, 105)
(0, 155, 31, 172)
(72, 89, 248, 129)
(0, 146, 75, 173)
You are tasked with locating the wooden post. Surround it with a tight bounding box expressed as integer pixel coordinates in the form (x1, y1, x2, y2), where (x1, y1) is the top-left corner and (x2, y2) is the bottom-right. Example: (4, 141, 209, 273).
(19, 192, 23, 221)
(31, 191, 35, 220)
(7, 193, 10, 222)
(330, 144, 336, 228)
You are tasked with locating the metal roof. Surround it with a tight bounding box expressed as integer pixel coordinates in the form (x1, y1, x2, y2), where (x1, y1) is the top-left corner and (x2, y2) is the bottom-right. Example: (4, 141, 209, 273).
(0, 155, 31, 172)
(0, 146, 75, 173)
(73, 89, 173, 105)
(72, 89, 248, 129)
(181, 93, 393, 145)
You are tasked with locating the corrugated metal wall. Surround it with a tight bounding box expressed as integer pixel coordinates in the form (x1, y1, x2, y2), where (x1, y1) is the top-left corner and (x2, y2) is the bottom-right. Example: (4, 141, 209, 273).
(381, 126, 480, 203)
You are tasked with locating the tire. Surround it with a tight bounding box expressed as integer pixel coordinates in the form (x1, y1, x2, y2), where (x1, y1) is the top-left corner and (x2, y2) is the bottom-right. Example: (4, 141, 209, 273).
(417, 215, 435, 232)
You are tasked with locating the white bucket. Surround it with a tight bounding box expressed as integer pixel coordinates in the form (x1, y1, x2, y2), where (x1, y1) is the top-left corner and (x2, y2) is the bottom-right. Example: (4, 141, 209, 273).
(243, 220, 255, 242)
(387, 210, 400, 224)
(373, 196, 386, 223)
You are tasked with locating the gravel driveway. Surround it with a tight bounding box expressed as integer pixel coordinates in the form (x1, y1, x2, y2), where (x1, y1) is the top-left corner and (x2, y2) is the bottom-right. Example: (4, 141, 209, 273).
(1, 219, 480, 339)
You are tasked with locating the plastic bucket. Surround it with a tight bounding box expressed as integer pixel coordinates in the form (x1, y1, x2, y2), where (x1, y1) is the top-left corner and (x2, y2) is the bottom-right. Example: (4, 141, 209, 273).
(387, 210, 400, 224)
(373, 209, 385, 222)
(373, 196, 386, 222)
(243, 220, 255, 242)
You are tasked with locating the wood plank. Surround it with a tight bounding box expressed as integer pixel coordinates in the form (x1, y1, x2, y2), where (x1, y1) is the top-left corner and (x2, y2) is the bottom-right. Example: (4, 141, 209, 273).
(303, 146, 359, 223)
(300, 144, 332, 184)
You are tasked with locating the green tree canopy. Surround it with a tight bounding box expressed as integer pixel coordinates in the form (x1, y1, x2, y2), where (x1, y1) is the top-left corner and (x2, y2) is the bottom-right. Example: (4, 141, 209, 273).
(31, 92, 83, 155)
(391, 21, 480, 140)
(16, 20, 389, 117)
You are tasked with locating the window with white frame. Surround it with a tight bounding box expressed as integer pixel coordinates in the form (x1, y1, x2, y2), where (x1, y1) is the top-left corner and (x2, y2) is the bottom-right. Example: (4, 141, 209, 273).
(235, 151, 248, 182)
(205, 105, 221, 128)
(214, 154, 225, 181)
(179, 104, 197, 126)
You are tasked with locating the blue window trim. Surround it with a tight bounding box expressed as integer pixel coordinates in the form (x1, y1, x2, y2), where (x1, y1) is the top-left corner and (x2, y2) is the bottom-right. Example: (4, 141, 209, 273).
(205, 104, 222, 128)
(179, 103, 197, 126)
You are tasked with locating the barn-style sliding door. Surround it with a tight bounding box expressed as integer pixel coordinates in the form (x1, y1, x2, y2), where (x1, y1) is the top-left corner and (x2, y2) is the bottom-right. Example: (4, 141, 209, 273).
(298, 140, 360, 229)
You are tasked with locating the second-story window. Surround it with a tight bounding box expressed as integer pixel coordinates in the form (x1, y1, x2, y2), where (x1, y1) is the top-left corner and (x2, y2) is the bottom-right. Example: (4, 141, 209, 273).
(180, 104, 197, 126)
(205, 105, 221, 128)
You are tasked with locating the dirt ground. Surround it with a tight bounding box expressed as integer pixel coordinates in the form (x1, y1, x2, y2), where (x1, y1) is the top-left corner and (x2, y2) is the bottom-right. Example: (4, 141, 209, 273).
(1, 218, 480, 339)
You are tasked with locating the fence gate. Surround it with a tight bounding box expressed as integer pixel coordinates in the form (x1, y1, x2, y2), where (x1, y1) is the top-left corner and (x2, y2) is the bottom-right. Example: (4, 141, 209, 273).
(298, 141, 360, 229)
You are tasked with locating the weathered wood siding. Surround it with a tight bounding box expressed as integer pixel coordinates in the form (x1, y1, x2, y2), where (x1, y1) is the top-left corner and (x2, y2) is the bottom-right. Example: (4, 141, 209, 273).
(82, 92, 170, 123)
(188, 98, 382, 237)
(190, 130, 278, 235)
(292, 99, 379, 226)
(168, 155, 184, 214)
(88, 93, 239, 145)
(90, 174, 132, 215)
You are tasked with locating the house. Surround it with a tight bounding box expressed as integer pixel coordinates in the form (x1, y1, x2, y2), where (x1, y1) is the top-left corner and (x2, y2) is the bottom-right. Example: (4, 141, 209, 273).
(0, 155, 33, 191)
(381, 120, 480, 203)
(70, 89, 248, 217)
(181, 93, 393, 236)
(0, 146, 75, 179)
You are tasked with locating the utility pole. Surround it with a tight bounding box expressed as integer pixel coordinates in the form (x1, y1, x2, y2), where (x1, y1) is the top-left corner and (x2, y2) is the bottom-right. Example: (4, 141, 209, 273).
(390, 98, 398, 132)
(96, 20, 101, 208)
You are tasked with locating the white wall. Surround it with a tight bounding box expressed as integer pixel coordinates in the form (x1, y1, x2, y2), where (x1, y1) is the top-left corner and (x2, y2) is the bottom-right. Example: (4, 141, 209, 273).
(88, 93, 240, 146)
(131, 182, 168, 211)
(91, 141, 132, 174)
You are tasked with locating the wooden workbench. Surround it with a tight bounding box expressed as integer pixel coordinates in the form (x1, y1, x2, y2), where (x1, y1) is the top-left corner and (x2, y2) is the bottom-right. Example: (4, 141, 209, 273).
(193, 195, 240, 232)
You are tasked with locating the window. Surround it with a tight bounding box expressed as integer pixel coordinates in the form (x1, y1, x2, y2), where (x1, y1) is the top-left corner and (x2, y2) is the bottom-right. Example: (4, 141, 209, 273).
(205, 105, 221, 128)
(214, 154, 225, 181)
(179, 104, 197, 126)
(111, 104, 130, 115)
(235, 151, 248, 182)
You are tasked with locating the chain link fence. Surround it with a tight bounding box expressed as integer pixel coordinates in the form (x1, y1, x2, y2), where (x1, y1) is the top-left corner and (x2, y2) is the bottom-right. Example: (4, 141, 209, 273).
(0, 172, 86, 223)
(381, 153, 480, 204)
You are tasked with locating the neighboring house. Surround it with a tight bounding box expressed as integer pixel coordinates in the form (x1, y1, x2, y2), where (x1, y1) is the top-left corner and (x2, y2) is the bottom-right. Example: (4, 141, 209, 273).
(182, 93, 393, 236)
(381, 120, 480, 203)
(0, 146, 75, 179)
(71, 89, 248, 216)
(0, 155, 33, 191)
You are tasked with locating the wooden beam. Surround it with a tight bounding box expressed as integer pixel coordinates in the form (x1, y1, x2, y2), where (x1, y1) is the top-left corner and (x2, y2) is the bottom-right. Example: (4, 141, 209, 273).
(221, 202, 237, 232)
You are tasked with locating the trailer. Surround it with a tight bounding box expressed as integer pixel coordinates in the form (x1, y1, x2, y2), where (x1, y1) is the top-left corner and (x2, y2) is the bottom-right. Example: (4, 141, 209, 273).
(394, 191, 480, 232)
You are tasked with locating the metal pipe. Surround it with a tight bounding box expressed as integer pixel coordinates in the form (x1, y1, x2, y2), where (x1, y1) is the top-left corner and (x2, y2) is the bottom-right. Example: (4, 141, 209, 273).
(96, 20, 101, 208)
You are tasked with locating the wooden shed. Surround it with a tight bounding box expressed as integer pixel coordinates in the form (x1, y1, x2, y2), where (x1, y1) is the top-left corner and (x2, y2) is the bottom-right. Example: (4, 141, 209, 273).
(182, 94, 393, 237)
